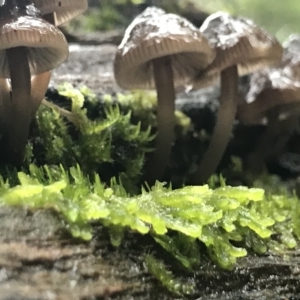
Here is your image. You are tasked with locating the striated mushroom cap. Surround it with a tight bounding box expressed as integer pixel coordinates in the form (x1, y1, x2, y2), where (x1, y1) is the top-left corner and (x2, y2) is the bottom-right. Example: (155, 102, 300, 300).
(192, 12, 283, 90)
(114, 6, 215, 90)
(0, 3, 69, 77)
(33, 0, 88, 26)
(238, 34, 300, 124)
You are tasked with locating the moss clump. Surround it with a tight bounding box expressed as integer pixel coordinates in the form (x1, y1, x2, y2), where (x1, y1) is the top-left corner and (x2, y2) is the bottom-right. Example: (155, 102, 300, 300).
(0, 163, 299, 271)
(27, 84, 155, 191)
(29, 84, 197, 189)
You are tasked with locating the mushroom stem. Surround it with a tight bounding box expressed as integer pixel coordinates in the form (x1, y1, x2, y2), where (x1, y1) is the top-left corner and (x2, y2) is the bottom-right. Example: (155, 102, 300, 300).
(145, 56, 175, 184)
(0, 78, 10, 112)
(0, 79, 11, 134)
(29, 11, 55, 119)
(30, 71, 52, 117)
(43, 13, 56, 25)
(245, 109, 280, 174)
(191, 65, 238, 184)
(4, 46, 31, 164)
(245, 110, 297, 174)
(273, 115, 299, 156)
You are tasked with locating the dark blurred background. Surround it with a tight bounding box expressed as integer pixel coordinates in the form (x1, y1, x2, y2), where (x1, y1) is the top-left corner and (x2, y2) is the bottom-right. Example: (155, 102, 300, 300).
(67, 0, 300, 42)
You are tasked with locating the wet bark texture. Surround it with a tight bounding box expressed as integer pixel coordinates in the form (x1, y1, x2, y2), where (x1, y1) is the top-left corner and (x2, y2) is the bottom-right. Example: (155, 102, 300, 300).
(2, 35, 300, 299)
(1, 206, 300, 299)
(0, 206, 157, 299)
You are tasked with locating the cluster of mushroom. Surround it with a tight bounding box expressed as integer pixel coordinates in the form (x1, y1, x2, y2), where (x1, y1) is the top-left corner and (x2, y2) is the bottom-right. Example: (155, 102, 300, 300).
(238, 34, 300, 174)
(113, 7, 284, 185)
(0, 0, 88, 165)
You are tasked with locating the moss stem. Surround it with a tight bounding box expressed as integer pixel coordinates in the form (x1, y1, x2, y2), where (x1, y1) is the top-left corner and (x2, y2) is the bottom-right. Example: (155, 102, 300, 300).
(145, 56, 175, 185)
(190, 65, 238, 185)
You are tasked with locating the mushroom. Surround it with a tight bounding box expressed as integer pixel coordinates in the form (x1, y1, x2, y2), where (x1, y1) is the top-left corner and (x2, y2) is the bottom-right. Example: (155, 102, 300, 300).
(188, 12, 283, 184)
(238, 34, 300, 173)
(33, 0, 88, 26)
(113, 7, 215, 184)
(0, 1, 69, 164)
(31, 0, 88, 114)
(31, 71, 52, 116)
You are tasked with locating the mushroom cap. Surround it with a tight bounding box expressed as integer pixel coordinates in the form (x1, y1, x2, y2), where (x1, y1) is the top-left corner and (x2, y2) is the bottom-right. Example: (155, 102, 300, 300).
(238, 70, 300, 124)
(191, 12, 283, 90)
(33, 0, 88, 26)
(238, 35, 300, 124)
(0, 6, 69, 77)
(282, 34, 300, 67)
(114, 6, 215, 90)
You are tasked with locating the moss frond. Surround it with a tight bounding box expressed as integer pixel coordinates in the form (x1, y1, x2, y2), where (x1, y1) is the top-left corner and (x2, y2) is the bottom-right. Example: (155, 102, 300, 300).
(29, 84, 155, 191)
(145, 254, 195, 296)
(0, 164, 299, 270)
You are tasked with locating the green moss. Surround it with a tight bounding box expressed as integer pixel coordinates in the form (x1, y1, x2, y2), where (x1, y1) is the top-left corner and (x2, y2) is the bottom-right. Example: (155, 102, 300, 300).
(0, 163, 299, 270)
(27, 84, 155, 192)
(145, 254, 195, 296)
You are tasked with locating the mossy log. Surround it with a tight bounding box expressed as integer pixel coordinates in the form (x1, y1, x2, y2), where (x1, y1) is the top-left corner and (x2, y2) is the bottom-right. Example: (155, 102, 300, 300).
(1, 42, 300, 300)
(1, 205, 300, 299)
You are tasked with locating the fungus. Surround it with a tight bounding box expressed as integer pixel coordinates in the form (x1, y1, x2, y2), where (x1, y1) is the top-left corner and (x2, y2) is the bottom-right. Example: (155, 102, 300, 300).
(114, 7, 215, 184)
(31, 0, 88, 117)
(189, 12, 283, 184)
(31, 71, 52, 116)
(33, 0, 88, 26)
(0, 1, 68, 164)
(238, 34, 300, 173)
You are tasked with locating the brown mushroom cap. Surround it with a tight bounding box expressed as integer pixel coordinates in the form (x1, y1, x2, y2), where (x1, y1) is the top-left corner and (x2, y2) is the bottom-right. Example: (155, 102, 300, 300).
(191, 11, 283, 89)
(114, 6, 215, 90)
(0, 13, 69, 77)
(33, 0, 88, 26)
(239, 70, 300, 124)
(238, 34, 300, 124)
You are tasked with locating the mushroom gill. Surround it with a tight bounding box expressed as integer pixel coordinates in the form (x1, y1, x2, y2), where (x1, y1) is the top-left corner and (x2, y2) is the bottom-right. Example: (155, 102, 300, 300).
(33, 0, 88, 26)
